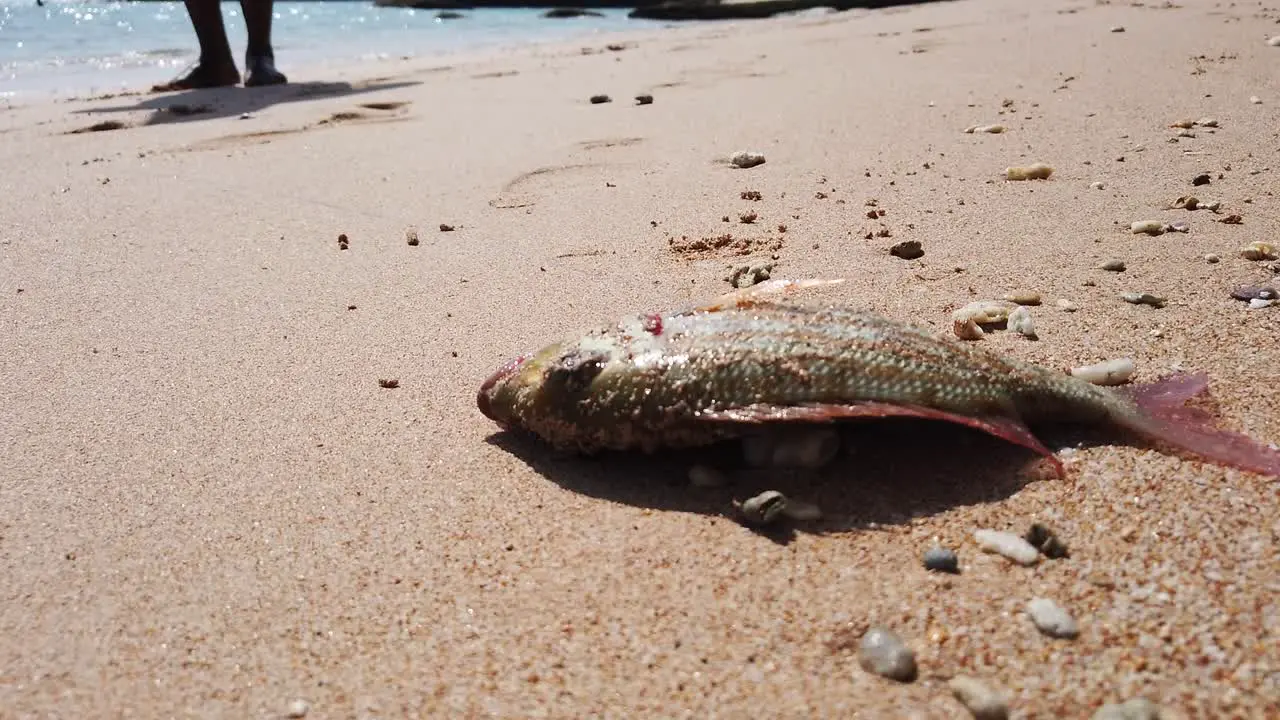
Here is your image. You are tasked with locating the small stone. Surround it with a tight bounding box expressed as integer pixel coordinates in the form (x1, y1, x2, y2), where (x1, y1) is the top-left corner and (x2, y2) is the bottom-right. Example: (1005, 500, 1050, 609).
(890, 240, 924, 260)
(378, 378, 399, 389)
(1249, 298, 1276, 310)
(1176, 128, 1196, 138)
(439, 223, 455, 232)
(1003, 291, 1041, 306)
(974, 529, 1040, 566)
(1204, 253, 1220, 263)
(1007, 306, 1036, 339)
(1005, 162, 1053, 181)
(286, 699, 310, 718)
(965, 124, 1005, 134)
(405, 228, 419, 246)
(1196, 117, 1219, 128)
(1026, 597, 1079, 639)
(1240, 242, 1278, 261)
(589, 94, 611, 104)
(1267, 35, 1280, 47)
(1230, 285, 1278, 302)
(857, 627, 918, 682)
(730, 151, 766, 169)
(1025, 523, 1069, 559)
(949, 676, 1010, 720)
(688, 464, 728, 487)
(1101, 259, 1126, 272)
(923, 547, 960, 574)
(1056, 298, 1079, 312)
(1071, 358, 1135, 386)
(635, 94, 654, 105)
(735, 490, 787, 525)
(1250, 96, 1262, 104)
(1109, 25, 1125, 32)
(1090, 181, 1105, 190)
(1192, 173, 1211, 186)
(1121, 292, 1166, 308)
(1092, 698, 1164, 720)
(1130, 220, 1164, 235)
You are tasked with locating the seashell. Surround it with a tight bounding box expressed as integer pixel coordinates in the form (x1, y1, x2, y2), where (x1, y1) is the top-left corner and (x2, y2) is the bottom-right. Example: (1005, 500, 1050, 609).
(735, 490, 788, 525)
(1240, 242, 1278, 261)
(1196, 117, 1219, 128)
(1071, 358, 1135, 386)
(965, 124, 1005, 134)
(1121, 292, 1166, 308)
(954, 300, 1017, 326)
(953, 316, 984, 341)
(1170, 119, 1195, 129)
(1005, 163, 1053, 181)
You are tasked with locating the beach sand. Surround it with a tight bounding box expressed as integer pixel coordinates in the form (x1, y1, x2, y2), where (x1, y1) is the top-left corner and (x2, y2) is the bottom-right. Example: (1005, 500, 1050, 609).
(2, 0, 1278, 716)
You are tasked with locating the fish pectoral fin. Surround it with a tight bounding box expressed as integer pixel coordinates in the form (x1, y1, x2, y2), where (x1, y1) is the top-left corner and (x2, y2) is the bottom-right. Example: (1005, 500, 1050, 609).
(691, 278, 846, 313)
(699, 402, 1065, 477)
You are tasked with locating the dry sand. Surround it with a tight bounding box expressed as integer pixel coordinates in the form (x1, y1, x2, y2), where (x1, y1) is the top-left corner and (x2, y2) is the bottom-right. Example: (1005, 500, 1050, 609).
(2, 0, 1279, 716)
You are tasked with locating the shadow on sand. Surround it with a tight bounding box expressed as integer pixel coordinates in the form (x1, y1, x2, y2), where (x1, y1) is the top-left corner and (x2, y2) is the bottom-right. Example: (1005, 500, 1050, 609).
(71, 79, 424, 128)
(486, 419, 1101, 545)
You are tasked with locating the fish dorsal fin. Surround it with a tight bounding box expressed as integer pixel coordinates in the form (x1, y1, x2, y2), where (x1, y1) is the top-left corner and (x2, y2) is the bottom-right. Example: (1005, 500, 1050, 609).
(691, 278, 846, 313)
(698, 401, 1065, 478)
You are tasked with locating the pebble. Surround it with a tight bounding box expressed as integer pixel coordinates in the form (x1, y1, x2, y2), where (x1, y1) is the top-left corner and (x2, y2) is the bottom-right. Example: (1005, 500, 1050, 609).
(1090, 181, 1105, 190)
(965, 124, 1005, 134)
(949, 676, 1010, 720)
(1268, 35, 1280, 47)
(1007, 306, 1036, 339)
(1230, 285, 1278, 302)
(1003, 291, 1041, 306)
(1249, 298, 1277, 310)
(1130, 220, 1164, 235)
(286, 699, 310, 718)
(857, 627, 918, 682)
(730, 151, 766, 169)
(1192, 173, 1211, 186)
(1109, 25, 1125, 33)
(1120, 292, 1166, 308)
(688, 464, 728, 487)
(1204, 253, 1220, 263)
(1026, 597, 1079, 639)
(1070, 357, 1135, 385)
(1005, 162, 1053, 181)
(1101, 259, 1126, 272)
(890, 240, 924, 260)
(635, 93, 654, 105)
(1196, 117, 1219, 128)
(405, 227, 419, 246)
(736, 490, 787, 525)
(1055, 298, 1079, 312)
(1240, 242, 1278, 261)
(973, 529, 1040, 566)
(1092, 698, 1164, 720)
(923, 546, 960, 573)
(1251, 96, 1263, 104)
(589, 94, 611, 104)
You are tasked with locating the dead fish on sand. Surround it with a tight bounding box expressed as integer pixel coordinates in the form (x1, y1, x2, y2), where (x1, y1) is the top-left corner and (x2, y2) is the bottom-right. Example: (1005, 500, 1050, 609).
(477, 279, 1280, 478)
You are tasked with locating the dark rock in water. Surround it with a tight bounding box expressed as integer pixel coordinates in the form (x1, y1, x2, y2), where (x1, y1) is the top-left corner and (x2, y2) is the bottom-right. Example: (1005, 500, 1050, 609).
(630, 0, 944, 22)
(544, 7, 605, 17)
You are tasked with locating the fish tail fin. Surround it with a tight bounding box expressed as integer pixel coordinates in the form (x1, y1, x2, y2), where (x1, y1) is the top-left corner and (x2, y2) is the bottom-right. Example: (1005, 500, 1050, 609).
(1111, 372, 1280, 478)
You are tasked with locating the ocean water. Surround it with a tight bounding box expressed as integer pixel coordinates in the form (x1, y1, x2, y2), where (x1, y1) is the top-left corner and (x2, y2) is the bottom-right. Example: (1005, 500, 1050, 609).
(0, 0, 666, 100)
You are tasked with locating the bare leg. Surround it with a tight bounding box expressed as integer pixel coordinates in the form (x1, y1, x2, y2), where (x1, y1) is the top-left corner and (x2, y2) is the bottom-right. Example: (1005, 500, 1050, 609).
(153, 0, 240, 91)
(241, 0, 287, 87)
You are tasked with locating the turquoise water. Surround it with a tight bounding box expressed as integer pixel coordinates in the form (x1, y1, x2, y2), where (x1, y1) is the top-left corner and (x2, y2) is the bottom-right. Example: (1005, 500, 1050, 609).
(0, 1, 665, 99)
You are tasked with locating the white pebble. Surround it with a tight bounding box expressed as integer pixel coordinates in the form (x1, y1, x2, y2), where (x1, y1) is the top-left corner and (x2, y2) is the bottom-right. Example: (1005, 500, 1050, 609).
(1026, 597, 1079, 639)
(965, 124, 1005, 134)
(1007, 305, 1036, 339)
(1204, 253, 1220, 264)
(1056, 298, 1079, 312)
(858, 627, 918, 682)
(286, 699, 310, 718)
(1249, 298, 1276, 310)
(1267, 36, 1280, 47)
(1195, 117, 1219, 128)
(730, 151, 766, 169)
(1005, 162, 1053, 181)
(1090, 181, 1105, 190)
(1250, 96, 1263, 104)
(1070, 357, 1135, 386)
(973, 529, 1040, 566)
(1109, 25, 1125, 33)
(688, 464, 728, 487)
(949, 676, 1010, 720)
(1130, 220, 1164, 235)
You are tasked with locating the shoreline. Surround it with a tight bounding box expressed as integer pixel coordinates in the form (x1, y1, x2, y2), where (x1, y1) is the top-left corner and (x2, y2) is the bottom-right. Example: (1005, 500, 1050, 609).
(3, 0, 1279, 716)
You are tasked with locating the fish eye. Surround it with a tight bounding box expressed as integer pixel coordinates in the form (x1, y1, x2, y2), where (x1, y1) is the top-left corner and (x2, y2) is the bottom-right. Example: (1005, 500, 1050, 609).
(545, 348, 607, 394)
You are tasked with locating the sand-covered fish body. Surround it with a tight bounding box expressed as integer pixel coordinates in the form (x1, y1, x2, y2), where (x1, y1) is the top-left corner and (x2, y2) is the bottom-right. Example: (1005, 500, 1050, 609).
(477, 280, 1280, 478)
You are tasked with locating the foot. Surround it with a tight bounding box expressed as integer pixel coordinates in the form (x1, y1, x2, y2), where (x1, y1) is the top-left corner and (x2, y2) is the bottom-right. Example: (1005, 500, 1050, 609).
(151, 61, 240, 92)
(244, 52, 287, 87)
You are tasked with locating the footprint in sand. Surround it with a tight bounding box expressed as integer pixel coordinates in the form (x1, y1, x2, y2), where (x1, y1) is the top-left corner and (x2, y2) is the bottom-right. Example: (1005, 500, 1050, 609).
(490, 163, 605, 209)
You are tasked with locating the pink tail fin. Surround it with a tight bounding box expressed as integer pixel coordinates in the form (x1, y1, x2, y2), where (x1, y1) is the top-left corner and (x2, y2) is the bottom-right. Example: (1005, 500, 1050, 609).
(1114, 373, 1280, 478)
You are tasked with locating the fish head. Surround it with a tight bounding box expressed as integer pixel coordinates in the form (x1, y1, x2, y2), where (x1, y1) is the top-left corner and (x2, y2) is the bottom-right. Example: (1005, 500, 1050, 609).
(476, 335, 621, 436)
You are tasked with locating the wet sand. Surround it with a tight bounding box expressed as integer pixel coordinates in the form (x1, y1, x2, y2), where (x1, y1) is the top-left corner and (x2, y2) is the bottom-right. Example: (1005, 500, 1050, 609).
(2, 0, 1278, 716)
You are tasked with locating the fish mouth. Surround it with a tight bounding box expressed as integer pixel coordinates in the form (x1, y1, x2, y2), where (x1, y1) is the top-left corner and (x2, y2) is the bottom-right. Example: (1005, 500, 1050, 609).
(477, 353, 530, 424)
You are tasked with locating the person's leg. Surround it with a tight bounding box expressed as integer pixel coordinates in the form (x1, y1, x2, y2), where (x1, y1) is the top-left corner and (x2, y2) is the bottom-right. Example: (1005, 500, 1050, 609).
(152, 0, 240, 91)
(240, 0, 287, 87)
